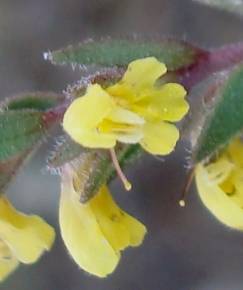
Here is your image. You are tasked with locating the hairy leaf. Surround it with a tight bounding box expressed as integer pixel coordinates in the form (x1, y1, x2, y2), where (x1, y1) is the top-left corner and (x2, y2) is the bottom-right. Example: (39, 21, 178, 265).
(0, 92, 64, 191)
(45, 39, 205, 71)
(53, 140, 142, 203)
(81, 144, 142, 203)
(194, 0, 243, 17)
(47, 135, 87, 171)
(0, 111, 45, 161)
(0, 150, 30, 192)
(1, 92, 64, 111)
(195, 65, 243, 161)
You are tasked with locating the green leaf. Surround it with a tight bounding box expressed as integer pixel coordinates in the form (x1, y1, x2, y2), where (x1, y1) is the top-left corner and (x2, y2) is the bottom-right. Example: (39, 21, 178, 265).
(65, 69, 123, 99)
(46, 39, 205, 71)
(2, 92, 64, 111)
(47, 135, 87, 171)
(0, 150, 30, 192)
(0, 111, 46, 161)
(81, 144, 142, 203)
(0, 92, 64, 161)
(195, 65, 243, 161)
(194, 0, 243, 17)
(0, 92, 64, 190)
(182, 72, 226, 147)
(51, 139, 143, 203)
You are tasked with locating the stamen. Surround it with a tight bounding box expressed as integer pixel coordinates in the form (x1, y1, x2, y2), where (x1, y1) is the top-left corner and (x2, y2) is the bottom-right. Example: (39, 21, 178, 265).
(110, 148, 132, 191)
(179, 167, 195, 207)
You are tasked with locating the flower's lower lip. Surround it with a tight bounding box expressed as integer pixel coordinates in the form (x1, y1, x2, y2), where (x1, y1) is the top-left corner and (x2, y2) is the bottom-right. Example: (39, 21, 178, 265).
(0, 239, 12, 261)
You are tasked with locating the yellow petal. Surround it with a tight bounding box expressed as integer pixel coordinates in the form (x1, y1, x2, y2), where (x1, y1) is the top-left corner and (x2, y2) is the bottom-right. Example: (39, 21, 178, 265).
(0, 242, 19, 282)
(64, 84, 115, 130)
(140, 121, 179, 155)
(99, 107, 144, 144)
(107, 107, 145, 125)
(0, 197, 55, 264)
(148, 83, 188, 122)
(98, 120, 143, 144)
(121, 57, 167, 90)
(73, 130, 116, 148)
(229, 169, 243, 207)
(90, 186, 146, 251)
(120, 212, 147, 247)
(228, 138, 243, 166)
(220, 174, 234, 194)
(59, 187, 119, 278)
(116, 130, 143, 144)
(107, 57, 167, 103)
(195, 164, 243, 229)
(63, 84, 117, 148)
(206, 157, 234, 184)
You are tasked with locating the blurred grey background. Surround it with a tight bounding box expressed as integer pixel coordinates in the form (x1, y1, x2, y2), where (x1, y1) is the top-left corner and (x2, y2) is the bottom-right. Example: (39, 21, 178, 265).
(1, 0, 243, 289)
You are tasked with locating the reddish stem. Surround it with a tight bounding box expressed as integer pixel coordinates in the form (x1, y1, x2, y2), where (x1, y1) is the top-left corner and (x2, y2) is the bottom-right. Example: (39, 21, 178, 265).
(179, 42, 243, 89)
(42, 99, 71, 128)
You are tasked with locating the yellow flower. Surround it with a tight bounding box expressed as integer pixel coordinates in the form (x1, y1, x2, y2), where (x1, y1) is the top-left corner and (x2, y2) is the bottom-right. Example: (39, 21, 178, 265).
(63, 57, 189, 155)
(0, 196, 55, 281)
(59, 165, 147, 277)
(195, 137, 243, 229)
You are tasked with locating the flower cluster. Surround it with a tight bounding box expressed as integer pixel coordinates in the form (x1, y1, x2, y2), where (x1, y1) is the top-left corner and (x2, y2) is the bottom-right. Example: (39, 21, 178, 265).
(0, 57, 189, 281)
(196, 137, 243, 229)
